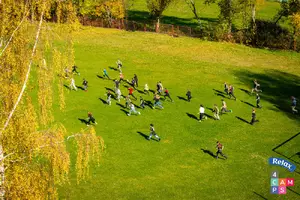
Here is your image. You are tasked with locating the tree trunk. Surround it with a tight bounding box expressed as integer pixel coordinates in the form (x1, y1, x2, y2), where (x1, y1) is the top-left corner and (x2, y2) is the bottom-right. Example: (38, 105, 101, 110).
(122, 0, 127, 30)
(156, 17, 160, 33)
(227, 0, 232, 34)
(190, 0, 201, 28)
(0, 145, 5, 200)
(251, 3, 256, 24)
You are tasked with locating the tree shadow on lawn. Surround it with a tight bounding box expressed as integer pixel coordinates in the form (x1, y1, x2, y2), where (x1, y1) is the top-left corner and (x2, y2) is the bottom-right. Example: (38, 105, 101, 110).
(240, 100, 255, 108)
(234, 69, 300, 121)
(78, 118, 88, 125)
(127, 10, 218, 27)
(236, 116, 250, 124)
(186, 113, 198, 121)
(177, 96, 187, 101)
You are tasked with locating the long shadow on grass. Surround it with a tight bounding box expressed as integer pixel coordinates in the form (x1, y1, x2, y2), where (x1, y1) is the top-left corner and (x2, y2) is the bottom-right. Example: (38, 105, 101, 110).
(64, 84, 70, 90)
(177, 96, 187, 101)
(241, 100, 255, 108)
(186, 113, 198, 121)
(78, 118, 88, 125)
(137, 131, 149, 140)
(99, 98, 107, 104)
(287, 188, 300, 196)
(120, 109, 129, 115)
(149, 89, 156, 94)
(116, 102, 126, 108)
(76, 86, 85, 91)
(145, 100, 153, 109)
(239, 88, 251, 95)
(109, 66, 118, 71)
(105, 87, 115, 93)
(205, 113, 214, 120)
(234, 69, 300, 121)
(253, 192, 267, 200)
(201, 149, 216, 159)
(272, 132, 300, 165)
(213, 89, 229, 99)
(236, 116, 250, 124)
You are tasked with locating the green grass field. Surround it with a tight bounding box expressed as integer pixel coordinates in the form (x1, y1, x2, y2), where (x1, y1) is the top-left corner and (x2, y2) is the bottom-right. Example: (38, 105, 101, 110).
(128, 0, 283, 28)
(54, 27, 300, 199)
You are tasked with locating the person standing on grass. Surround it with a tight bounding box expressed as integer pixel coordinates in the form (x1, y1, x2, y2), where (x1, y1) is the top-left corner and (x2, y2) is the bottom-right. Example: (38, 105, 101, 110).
(103, 68, 110, 79)
(131, 78, 136, 89)
(125, 95, 131, 108)
(87, 112, 98, 126)
(158, 81, 164, 94)
(228, 85, 236, 100)
(220, 99, 232, 114)
(256, 93, 261, 108)
(291, 96, 298, 114)
(134, 74, 138, 87)
(213, 104, 220, 120)
(198, 104, 207, 122)
(250, 108, 258, 125)
(116, 88, 122, 102)
(127, 103, 141, 116)
(153, 94, 164, 109)
(251, 79, 262, 94)
(147, 124, 161, 141)
(72, 65, 80, 75)
(216, 141, 227, 159)
(82, 78, 88, 91)
(106, 91, 112, 105)
(224, 82, 229, 95)
(116, 59, 122, 72)
(164, 88, 173, 102)
(144, 83, 150, 95)
(140, 96, 145, 109)
(186, 90, 192, 102)
(69, 77, 77, 91)
(119, 73, 124, 83)
(114, 79, 120, 92)
(128, 87, 137, 100)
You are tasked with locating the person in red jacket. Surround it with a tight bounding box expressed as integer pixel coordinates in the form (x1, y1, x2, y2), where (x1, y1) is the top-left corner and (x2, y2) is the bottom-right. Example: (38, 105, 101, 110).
(128, 87, 137, 100)
(164, 88, 173, 102)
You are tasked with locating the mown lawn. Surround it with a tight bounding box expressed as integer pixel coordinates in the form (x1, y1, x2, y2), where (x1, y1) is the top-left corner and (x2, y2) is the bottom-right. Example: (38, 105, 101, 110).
(128, 0, 283, 28)
(56, 27, 300, 199)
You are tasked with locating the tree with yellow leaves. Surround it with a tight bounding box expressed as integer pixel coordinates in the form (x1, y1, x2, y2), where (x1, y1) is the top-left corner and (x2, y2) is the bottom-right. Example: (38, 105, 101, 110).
(290, 12, 300, 50)
(0, 0, 104, 199)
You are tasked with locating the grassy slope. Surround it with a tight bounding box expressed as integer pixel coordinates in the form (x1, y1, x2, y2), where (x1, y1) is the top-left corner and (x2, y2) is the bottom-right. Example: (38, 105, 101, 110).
(128, 0, 282, 28)
(56, 27, 300, 200)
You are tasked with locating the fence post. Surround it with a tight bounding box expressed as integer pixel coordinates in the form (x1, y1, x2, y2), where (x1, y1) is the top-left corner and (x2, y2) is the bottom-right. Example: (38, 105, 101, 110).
(189, 27, 192, 36)
(133, 22, 136, 31)
(171, 25, 174, 35)
(144, 24, 146, 32)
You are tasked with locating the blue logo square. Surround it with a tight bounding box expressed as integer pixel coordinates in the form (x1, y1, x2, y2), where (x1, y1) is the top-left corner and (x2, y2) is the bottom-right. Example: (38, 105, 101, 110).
(271, 186, 278, 194)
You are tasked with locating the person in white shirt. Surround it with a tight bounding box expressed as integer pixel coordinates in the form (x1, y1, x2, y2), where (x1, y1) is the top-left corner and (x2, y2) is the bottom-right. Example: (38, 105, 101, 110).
(127, 103, 141, 116)
(116, 59, 122, 72)
(221, 99, 232, 114)
(144, 83, 149, 95)
(116, 88, 122, 102)
(69, 77, 77, 91)
(198, 104, 207, 122)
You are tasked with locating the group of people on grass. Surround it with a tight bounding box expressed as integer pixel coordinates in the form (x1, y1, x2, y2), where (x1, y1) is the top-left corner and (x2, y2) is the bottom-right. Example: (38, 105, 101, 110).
(64, 60, 298, 158)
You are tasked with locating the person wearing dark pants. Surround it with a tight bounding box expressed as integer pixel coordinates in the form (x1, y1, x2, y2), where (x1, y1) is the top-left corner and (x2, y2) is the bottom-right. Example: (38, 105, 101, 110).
(87, 112, 97, 126)
(147, 124, 160, 141)
(134, 74, 138, 87)
(256, 93, 261, 108)
(224, 82, 229, 95)
(198, 104, 207, 122)
(140, 96, 145, 109)
(164, 88, 173, 102)
(72, 65, 80, 75)
(250, 108, 258, 125)
(216, 141, 227, 159)
(82, 78, 88, 91)
(186, 90, 192, 102)
(228, 85, 236, 101)
(291, 96, 298, 114)
(128, 87, 137, 100)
